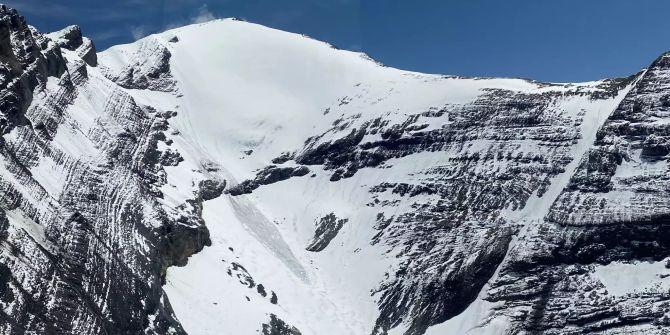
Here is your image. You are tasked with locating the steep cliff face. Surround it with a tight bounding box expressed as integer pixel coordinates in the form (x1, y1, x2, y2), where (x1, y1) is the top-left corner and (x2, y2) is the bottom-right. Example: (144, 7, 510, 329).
(0, 7, 208, 334)
(481, 52, 670, 335)
(2, 5, 670, 335)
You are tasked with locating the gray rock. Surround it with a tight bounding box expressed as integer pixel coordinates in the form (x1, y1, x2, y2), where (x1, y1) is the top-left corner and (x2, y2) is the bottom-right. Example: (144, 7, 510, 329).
(306, 213, 348, 252)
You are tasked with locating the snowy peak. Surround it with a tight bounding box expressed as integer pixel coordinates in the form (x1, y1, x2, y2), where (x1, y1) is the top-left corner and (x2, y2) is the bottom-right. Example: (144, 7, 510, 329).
(98, 17, 641, 335)
(47, 25, 97, 66)
(2, 5, 670, 335)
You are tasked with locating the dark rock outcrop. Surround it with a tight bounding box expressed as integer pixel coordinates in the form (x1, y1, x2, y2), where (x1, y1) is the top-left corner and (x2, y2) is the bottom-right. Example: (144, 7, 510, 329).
(227, 165, 310, 196)
(306, 213, 348, 252)
(262, 314, 302, 335)
(0, 5, 66, 134)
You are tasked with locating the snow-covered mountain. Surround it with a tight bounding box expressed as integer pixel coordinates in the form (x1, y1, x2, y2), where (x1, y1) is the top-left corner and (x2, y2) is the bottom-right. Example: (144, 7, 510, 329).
(1, 4, 670, 335)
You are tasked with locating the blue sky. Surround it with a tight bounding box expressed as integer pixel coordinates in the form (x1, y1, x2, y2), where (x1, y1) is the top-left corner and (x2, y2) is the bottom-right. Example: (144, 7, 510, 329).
(5, 0, 670, 82)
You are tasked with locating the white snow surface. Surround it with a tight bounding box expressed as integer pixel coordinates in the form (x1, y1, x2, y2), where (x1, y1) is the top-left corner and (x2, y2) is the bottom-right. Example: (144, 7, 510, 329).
(94, 19, 636, 335)
(594, 260, 670, 297)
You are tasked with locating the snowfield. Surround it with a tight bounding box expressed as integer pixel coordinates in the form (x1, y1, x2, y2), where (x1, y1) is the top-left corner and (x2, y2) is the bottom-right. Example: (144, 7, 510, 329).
(6, 4, 670, 334)
(99, 19, 640, 335)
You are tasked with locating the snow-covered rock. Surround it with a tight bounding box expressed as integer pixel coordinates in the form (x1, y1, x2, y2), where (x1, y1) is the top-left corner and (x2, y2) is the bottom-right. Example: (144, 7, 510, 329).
(1, 4, 670, 335)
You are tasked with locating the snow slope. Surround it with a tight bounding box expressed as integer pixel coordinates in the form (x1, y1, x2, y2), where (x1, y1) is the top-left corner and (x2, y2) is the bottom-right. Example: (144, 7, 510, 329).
(7, 4, 670, 335)
(98, 18, 641, 335)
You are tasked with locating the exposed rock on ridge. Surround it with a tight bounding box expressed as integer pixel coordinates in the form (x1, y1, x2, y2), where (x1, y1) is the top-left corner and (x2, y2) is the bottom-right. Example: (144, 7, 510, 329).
(0, 7, 209, 334)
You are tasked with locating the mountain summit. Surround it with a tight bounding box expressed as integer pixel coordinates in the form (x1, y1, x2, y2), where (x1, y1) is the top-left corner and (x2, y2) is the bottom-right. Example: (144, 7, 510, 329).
(1, 5, 670, 335)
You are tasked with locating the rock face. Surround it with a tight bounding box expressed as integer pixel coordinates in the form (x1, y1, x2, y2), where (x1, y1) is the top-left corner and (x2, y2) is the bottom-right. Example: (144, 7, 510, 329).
(47, 25, 97, 67)
(3, 5, 670, 335)
(305, 213, 348, 252)
(99, 37, 175, 92)
(227, 165, 310, 196)
(0, 7, 208, 334)
(262, 314, 302, 335)
(483, 52, 670, 335)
